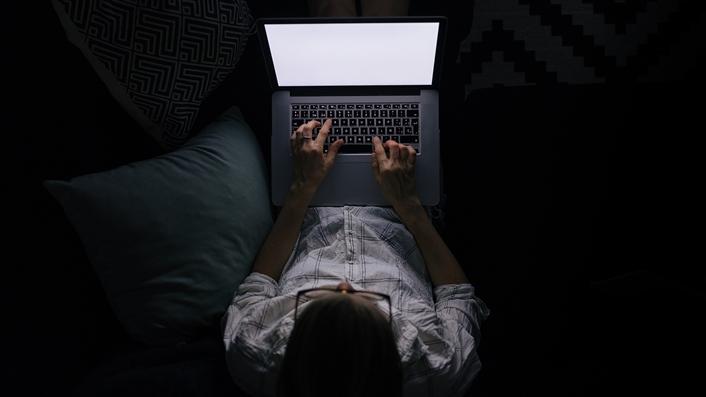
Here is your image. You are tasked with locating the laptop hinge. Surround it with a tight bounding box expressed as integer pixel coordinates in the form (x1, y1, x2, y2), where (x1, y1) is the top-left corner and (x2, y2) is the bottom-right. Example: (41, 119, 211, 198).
(288, 86, 424, 97)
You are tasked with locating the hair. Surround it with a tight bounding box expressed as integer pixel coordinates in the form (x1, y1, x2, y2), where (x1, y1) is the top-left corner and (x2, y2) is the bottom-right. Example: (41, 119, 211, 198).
(276, 293, 402, 397)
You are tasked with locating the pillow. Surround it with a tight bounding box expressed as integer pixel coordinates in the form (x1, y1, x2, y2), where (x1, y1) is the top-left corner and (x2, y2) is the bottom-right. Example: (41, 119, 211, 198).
(51, 0, 254, 149)
(44, 107, 272, 346)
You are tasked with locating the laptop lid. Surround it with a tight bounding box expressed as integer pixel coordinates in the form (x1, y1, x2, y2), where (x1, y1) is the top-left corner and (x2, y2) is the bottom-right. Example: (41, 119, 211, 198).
(258, 17, 447, 94)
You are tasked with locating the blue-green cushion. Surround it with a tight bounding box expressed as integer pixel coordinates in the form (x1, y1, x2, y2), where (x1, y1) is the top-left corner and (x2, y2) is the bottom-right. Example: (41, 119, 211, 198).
(44, 107, 272, 346)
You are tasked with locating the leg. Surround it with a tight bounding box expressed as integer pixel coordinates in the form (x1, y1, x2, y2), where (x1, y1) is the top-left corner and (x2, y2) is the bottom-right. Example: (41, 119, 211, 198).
(307, 0, 357, 17)
(360, 0, 409, 16)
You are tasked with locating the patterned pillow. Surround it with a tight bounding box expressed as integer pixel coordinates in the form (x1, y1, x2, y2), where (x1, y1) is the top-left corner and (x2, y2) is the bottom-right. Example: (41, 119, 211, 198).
(458, 0, 702, 96)
(52, 0, 254, 149)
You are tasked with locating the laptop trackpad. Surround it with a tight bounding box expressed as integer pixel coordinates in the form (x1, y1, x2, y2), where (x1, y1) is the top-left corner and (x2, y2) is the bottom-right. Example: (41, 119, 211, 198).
(310, 161, 387, 206)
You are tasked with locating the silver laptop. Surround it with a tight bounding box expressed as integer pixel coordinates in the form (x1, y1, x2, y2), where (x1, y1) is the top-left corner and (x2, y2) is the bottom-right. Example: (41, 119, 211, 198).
(258, 17, 446, 206)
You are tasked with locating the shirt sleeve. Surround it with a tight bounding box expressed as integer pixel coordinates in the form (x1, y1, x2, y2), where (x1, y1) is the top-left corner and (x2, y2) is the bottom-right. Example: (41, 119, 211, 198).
(431, 283, 490, 396)
(222, 272, 285, 397)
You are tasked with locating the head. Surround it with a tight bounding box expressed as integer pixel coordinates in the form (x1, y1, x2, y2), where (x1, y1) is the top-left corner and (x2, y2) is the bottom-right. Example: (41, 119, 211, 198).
(277, 282, 402, 397)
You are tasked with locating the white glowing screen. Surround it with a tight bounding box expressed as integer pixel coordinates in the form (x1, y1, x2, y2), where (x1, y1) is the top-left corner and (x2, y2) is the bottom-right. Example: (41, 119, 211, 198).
(264, 22, 440, 86)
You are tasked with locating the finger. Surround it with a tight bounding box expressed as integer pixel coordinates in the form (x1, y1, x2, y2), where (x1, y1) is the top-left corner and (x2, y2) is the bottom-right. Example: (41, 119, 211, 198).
(302, 120, 319, 139)
(407, 145, 416, 166)
(399, 144, 409, 162)
(387, 140, 400, 161)
(325, 139, 345, 168)
(291, 127, 304, 151)
(315, 119, 332, 147)
(373, 136, 387, 164)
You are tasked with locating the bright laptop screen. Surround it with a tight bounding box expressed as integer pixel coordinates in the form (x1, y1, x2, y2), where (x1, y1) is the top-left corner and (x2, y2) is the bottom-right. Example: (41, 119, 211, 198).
(264, 22, 440, 87)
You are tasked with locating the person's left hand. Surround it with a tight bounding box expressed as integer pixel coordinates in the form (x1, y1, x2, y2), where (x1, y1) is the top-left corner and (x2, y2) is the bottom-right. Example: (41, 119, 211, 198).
(290, 119, 344, 193)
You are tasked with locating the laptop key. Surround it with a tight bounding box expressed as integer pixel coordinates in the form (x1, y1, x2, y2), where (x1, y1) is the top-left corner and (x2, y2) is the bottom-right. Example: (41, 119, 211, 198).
(346, 136, 355, 143)
(337, 144, 373, 154)
(400, 136, 419, 144)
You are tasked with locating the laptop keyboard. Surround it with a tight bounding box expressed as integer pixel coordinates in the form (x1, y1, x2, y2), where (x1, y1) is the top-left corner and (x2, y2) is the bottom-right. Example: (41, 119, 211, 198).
(290, 103, 420, 154)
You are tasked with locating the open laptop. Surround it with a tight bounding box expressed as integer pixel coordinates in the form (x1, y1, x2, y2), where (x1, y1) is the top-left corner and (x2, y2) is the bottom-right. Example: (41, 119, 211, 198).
(258, 17, 446, 206)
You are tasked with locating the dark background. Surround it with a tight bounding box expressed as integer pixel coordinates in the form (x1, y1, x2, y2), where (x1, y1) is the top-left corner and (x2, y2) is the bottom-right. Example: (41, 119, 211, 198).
(5, 0, 705, 396)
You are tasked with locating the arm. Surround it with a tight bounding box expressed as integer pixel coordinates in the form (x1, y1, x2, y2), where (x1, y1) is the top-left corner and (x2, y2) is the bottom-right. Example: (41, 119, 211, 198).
(371, 136, 468, 287)
(251, 119, 343, 281)
(397, 203, 469, 286)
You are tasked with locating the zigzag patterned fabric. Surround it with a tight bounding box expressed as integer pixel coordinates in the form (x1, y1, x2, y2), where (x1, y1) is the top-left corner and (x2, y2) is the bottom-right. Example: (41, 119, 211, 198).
(458, 0, 705, 96)
(53, 0, 254, 149)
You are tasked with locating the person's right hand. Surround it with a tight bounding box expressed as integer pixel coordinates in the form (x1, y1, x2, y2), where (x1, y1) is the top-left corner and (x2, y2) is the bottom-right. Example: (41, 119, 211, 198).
(371, 136, 421, 212)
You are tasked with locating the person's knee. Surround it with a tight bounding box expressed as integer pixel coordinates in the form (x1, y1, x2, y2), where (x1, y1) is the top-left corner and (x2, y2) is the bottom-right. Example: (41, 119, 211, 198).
(361, 0, 409, 16)
(308, 0, 357, 17)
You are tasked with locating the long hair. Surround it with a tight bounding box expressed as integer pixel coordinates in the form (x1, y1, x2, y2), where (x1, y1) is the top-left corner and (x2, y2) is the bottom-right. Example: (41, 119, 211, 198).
(276, 293, 402, 397)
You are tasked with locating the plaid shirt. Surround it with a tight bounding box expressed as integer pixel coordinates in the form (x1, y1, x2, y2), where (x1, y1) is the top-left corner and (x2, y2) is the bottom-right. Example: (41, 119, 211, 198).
(223, 206, 489, 397)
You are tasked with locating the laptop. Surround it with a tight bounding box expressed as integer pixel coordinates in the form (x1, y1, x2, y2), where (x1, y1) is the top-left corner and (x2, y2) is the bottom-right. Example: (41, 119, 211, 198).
(258, 17, 446, 206)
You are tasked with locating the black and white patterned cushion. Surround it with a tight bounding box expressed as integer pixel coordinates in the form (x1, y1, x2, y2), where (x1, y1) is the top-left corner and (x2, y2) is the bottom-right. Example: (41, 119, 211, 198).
(458, 0, 704, 96)
(52, 0, 254, 149)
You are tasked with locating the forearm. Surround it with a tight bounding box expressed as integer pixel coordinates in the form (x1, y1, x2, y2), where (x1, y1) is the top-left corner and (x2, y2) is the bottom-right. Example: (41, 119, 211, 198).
(396, 203, 469, 287)
(251, 184, 315, 281)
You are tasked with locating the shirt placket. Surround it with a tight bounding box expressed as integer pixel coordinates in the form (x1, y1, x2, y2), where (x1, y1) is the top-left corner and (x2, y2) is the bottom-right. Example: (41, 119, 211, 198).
(343, 207, 363, 282)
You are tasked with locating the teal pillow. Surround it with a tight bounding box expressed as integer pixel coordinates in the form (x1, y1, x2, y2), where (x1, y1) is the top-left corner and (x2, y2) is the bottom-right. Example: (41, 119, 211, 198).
(44, 107, 272, 346)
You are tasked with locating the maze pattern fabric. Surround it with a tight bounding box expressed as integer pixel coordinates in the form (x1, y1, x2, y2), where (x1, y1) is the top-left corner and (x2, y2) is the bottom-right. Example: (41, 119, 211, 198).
(458, 0, 705, 96)
(53, 0, 253, 149)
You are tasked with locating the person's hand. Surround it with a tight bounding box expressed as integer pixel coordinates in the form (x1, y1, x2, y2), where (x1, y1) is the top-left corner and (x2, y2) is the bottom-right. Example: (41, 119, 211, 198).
(290, 119, 344, 194)
(371, 136, 421, 214)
